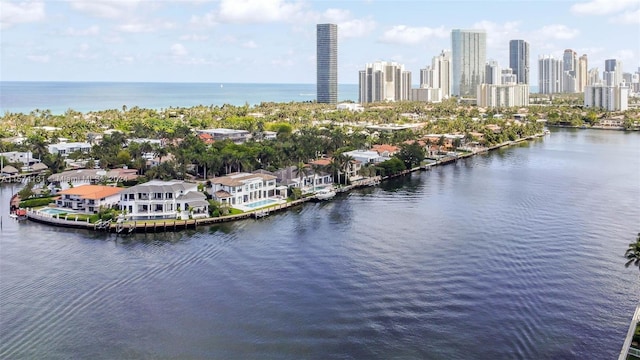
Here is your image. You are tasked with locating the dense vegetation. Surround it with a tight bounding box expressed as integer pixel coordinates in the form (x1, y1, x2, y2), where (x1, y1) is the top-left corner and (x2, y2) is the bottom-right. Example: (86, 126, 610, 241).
(2, 97, 636, 182)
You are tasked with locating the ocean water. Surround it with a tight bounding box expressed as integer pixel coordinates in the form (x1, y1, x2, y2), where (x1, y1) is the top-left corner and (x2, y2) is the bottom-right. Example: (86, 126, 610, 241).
(0, 82, 360, 115)
(1, 128, 638, 359)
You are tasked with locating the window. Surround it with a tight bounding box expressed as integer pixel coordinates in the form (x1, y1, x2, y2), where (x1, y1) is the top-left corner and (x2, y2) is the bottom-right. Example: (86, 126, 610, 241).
(155, 204, 163, 212)
(166, 193, 173, 199)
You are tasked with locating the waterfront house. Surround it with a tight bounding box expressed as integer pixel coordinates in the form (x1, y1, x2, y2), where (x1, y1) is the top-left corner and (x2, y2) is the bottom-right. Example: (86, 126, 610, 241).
(371, 144, 400, 157)
(0, 151, 40, 166)
(211, 172, 278, 207)
(55, 185, 122, 213)
(119, 180, 208, 220)
(307, 159, 334, 187)
(343, 149, 388, 165)
(272, 166, 315, 189)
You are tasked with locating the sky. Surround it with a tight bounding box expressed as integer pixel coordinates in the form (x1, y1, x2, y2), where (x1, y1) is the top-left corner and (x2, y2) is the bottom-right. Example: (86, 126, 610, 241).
(1, 0, 639, 84)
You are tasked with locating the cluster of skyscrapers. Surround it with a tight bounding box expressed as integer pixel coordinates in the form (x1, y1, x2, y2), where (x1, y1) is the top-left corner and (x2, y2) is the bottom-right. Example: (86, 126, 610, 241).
(316, 24, 636, 111)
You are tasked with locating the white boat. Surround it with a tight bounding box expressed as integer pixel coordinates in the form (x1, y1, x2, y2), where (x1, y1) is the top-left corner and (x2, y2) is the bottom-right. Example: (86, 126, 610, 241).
(314, 188, 336, 201)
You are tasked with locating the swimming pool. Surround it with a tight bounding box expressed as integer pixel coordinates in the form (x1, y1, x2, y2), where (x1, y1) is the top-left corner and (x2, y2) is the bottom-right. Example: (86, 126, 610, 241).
(39, 208, 76, 215)
(243, 199, 278, 209)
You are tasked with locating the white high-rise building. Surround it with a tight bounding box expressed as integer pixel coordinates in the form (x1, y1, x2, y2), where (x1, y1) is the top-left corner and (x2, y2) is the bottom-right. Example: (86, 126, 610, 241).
(539, 55, 563, 94)
(359, 61, 411, 103)
(418, 50, 451, 102)
(584, 84, 629, 111)
(485, 60, 501, 85)
(563, 71, 577, 93)
(501, 69, 517, 84)
(477, 83, 529, 108)
(577, 54, 588, 92)
(451, 29, 486, 97)
(588, 67, 600, 86)
(604, 59, 623, 86)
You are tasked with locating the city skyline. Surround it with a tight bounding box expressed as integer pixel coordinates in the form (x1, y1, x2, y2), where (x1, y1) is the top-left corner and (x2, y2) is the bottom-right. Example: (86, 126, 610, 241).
(1, 0, 639, 84)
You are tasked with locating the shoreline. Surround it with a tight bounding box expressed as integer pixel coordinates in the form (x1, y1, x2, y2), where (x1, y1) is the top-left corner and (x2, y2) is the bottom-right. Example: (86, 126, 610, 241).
(22, 132, 548, 234)
(547, 124, 639, 131)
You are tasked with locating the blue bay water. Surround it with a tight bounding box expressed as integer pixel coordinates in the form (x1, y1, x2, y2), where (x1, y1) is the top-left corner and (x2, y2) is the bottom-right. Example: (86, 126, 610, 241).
(0, 128, 638, 359)
(0, 82, 360, 115)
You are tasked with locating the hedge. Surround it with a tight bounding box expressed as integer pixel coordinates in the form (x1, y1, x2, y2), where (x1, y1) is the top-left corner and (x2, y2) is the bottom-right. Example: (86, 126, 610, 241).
(20, 197, 55, 208)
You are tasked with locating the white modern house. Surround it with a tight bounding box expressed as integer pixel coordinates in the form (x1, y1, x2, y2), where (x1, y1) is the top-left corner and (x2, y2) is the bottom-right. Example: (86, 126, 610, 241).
(0, 151, 39, 166)
(210, 172, 279, 208)
(119, 180, 209, 220)
(55, 185, 123, 214)
(47, 142, 92, 157)
(195, 128, 250, 144)
(343, 150, 388, 165)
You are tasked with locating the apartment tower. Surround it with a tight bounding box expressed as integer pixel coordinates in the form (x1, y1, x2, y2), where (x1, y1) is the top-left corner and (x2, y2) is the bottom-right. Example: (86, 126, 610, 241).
(359, 61, 411, 103)
(316, 24, 338, 104)
(451, 29, 486, 97)
(577, 54, 588, 92)
(509, 40, 529, 84)
(539, 55, 563, 94)
(604, 59, 623, 86)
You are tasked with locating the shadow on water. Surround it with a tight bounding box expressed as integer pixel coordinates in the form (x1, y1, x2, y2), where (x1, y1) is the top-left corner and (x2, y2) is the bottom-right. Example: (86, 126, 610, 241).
(378, 173, 423, 193)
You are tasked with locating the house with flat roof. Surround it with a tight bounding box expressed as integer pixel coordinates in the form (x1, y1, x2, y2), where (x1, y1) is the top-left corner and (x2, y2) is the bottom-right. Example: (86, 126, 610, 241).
(211, 172, 278, 208)
(47, 142, 92, 157)
(0, 151, 40, 166)
(343, 150, 388, 165)
(119, 180, 208, 220)
(55, 185, 122, 213)
(195, 128, 250, 144)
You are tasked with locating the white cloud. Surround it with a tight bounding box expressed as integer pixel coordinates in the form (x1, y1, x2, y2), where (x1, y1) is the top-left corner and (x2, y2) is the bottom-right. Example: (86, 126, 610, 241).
(68, 0, 142, 19)
(0, 1, 45, 29)
(170, 43, 188, 57)
(27, 54, 50, 63)
(538, 24, 580, 40)
(242, 40, 258, 48)
(116, 20, 175, 33)
(379, 25, 447, 45)
(218, 0, 305, 23)
(322, 8, 351, 23)
(472, 20, 521, 48)
(338, 18, 377, 39)
(64, 25, 100, 36)
(179, 34, 210, 41)
(189, 12, 217, 27)
(613, 49, 637, 62)
(571, 0, 639, 15)
(611, 8, 640, 23)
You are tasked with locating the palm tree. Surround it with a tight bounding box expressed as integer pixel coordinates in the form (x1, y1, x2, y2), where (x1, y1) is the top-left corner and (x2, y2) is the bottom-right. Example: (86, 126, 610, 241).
(625, 233, 640, 272)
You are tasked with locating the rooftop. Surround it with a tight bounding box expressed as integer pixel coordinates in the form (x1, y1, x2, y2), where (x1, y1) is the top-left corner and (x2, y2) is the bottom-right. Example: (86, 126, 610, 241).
(58, 185, 123, 200)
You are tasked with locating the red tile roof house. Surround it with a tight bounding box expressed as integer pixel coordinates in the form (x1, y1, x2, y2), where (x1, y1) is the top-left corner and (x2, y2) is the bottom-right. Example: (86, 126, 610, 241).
(54, 185, 123, 213)
(371, 144, 400, 157)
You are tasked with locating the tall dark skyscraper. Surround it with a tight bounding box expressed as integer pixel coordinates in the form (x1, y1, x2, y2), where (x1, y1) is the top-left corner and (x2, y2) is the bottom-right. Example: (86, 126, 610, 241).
(509, 39, 529, 85)
(316, 24, 338, 104)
